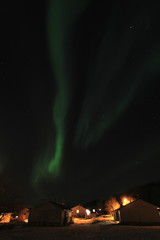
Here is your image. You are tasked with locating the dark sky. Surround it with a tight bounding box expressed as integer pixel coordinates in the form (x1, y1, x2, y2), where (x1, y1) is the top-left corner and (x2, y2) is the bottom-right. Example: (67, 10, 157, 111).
(1, 0, 160, 205)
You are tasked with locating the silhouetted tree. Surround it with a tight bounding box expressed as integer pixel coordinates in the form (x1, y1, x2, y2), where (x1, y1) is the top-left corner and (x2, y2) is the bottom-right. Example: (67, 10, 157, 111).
(104, 197, 120, 214)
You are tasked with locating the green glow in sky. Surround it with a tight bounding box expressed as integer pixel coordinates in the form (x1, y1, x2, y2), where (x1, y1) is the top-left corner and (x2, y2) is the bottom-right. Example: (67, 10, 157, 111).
(32, 0, 91, 185)
(32, 0, 160, 186)
(47, 0, 91, 175)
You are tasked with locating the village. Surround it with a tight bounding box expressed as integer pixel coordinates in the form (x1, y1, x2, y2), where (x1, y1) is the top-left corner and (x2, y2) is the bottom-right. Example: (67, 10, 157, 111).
(1, 196, 160, 226)
(1, 196, 160, 240)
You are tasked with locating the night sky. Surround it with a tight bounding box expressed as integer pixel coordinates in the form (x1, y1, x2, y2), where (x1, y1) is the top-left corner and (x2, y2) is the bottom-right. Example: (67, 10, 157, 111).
(1, 0, 160, 205)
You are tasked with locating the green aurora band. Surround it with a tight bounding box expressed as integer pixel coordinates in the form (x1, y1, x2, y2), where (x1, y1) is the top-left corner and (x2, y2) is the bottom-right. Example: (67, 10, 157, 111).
(47, 0, 92, 174)
(32, 0, 160, 185)
(32, 0, 91, 185)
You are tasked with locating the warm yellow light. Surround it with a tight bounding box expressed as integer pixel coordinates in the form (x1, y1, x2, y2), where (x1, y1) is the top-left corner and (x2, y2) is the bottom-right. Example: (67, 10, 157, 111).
(76, 210, 79, 213)
(122, 197, 130, 206)
(93, 209, 95, 212)
(121, 196, 135, 206)
(0, 213, 11, 223)
(86, 209, 90, 215)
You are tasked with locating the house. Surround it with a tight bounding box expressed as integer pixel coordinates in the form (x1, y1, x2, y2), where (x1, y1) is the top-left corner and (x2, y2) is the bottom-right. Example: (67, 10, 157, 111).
(0, 207, 12, 223)
(113, 199, 160, 225)
(0, 205, 30, 223)
(71, 204, 87, 218)
(28, 201, 71, 226)
(18, 208, 30, 223)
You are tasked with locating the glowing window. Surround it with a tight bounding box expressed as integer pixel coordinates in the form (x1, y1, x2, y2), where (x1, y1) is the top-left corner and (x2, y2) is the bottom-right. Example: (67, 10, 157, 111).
(157, 208, 160, 216)
(86, 209, 90, 215)
(76, 210, 79, 213)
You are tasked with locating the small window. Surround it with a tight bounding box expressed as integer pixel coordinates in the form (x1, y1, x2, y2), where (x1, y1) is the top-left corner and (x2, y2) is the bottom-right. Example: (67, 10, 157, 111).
(157, 208, 160, 216)
(76, 210, 79, 213)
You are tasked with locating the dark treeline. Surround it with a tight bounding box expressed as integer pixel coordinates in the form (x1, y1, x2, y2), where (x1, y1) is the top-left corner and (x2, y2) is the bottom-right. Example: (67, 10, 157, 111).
(116, 181, 160, 206)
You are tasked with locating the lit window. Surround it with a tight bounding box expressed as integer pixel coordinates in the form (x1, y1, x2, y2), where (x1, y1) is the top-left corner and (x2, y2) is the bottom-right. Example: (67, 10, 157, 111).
(93, 209, 95, 212)
(157, 208, 160, 216)
(76, 210, 79, 213)
(86, 209, 90, 215)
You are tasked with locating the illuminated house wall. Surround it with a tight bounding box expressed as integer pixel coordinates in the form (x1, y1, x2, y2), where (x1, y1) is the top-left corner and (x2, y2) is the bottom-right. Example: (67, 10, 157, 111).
(18, 208, 30, 223)
(114, 199, 160, 224)
(0, 213, 12, 223)
(71, 205, 86, 218)
(28, 202, 65, 226)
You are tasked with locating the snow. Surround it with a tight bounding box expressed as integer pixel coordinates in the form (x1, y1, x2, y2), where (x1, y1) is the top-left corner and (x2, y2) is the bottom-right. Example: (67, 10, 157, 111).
(0, 224, 160, 240)
(72, 214, 114, 224)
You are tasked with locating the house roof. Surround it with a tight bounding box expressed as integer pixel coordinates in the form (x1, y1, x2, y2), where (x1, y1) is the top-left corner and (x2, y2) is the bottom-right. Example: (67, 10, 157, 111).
(113, 199, 160, 212)
(71, 204, 86, 210)
(0, 204, 30, 213)
(0, 207, 20, 213)
(32, 201, 66, 210)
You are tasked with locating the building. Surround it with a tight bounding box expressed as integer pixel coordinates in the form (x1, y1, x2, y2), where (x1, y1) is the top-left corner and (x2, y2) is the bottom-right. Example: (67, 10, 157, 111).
(18, 208, 30, 223)
(0, 205, 30, 223)
(71, 204, 87, 218)
(28, 201, 71, 226)
(0, 207, 12, 223)
(113, 199, 160, 225)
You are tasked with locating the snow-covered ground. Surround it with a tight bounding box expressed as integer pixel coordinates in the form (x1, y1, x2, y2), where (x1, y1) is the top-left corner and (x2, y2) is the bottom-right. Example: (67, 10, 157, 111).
(72, 214, 115, 224)
(0, 224, 160, 240)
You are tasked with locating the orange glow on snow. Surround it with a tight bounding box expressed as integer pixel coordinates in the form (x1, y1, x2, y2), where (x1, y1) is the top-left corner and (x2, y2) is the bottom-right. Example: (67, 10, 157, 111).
(72, 215, 114, 224)
(0, 213, 11, 223)
(73, 217, 94, 224)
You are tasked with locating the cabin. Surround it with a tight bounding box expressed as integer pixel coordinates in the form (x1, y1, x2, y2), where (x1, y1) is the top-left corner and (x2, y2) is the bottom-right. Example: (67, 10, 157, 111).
(28, 201, 71, 226)
(18, 208, 30, 223)
(113, 199, 160, 225)
(0, 205, 30, 223)
(71, 204, 87, 218)
(0, 207, 12, 223)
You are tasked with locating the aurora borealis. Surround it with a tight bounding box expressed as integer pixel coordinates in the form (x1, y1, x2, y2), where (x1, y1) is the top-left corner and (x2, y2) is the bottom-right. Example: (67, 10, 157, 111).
(1, 0, 160, 203)
(47, 0, 92, 176)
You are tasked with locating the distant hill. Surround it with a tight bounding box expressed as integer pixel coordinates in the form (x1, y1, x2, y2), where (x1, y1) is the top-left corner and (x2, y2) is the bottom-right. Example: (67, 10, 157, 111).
(118, 181, 160, 206)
